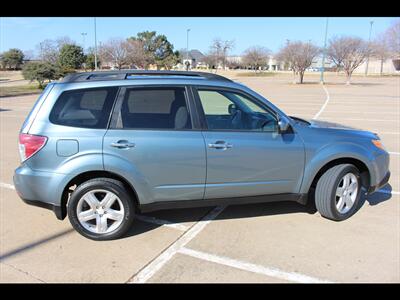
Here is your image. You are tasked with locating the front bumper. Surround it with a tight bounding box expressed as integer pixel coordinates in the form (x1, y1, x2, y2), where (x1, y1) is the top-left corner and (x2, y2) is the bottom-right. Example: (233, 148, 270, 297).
(368, 171, 390, 194)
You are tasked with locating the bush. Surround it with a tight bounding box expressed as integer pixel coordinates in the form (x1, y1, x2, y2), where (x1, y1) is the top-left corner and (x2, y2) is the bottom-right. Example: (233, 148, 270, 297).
(22, 62, 58, 88)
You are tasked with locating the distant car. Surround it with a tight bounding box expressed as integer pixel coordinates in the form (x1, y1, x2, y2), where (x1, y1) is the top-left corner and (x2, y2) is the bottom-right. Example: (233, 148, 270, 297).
(14, 70, 390, 240)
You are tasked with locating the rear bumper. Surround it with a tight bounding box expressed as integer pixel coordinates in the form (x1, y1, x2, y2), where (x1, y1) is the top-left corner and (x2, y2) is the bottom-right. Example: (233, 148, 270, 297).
(20, 198, 64, 220)
(368, 171, 390, 194)
(13, 164, 69, 220)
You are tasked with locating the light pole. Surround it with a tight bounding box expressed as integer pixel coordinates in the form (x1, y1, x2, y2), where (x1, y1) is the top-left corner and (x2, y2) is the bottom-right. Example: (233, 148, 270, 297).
(186, 29, 190, 71)
(81, 32, 87, 53)
(320, 17, 329, 84)
(94, 17, 98, 71)
(365, 20, 374, 76)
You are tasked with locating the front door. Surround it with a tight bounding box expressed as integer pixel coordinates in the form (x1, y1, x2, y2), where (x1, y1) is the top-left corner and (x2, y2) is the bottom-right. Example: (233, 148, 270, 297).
(103, 86, 206, 204)
(194, 87, 305, 199)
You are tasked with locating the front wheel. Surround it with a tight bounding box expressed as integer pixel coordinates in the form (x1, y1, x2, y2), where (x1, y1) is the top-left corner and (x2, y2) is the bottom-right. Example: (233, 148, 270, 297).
(67, 178, 135, 240)
(315, 164, 362, 221)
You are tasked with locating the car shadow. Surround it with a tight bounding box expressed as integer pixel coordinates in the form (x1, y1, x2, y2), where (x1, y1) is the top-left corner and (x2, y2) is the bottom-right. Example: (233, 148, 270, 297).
(360, 184, 394, 206)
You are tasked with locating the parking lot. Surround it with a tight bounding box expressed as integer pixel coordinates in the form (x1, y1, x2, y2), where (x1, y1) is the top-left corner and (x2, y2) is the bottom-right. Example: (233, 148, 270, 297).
(0, 72, 399, 283)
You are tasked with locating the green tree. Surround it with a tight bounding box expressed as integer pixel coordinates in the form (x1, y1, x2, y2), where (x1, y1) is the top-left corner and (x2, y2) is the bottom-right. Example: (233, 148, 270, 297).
(22, 62, 58, 88)
(129, 31, 179, 69)
(0, 48, 24, 70)
(85, 50, 100, 71)
(58, 44, 85, 69)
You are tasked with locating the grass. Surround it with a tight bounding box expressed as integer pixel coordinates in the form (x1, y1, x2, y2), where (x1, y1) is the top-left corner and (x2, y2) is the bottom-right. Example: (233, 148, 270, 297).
(236, 71, 278, 77)
(0, 84, 42, 97)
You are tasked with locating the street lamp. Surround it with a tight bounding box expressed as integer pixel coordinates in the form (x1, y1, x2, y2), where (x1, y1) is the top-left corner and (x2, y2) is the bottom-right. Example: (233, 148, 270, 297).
(94, 17, 98, 71)
(186, 29, 190, 71)
(320, 17, 329, 84)
(81, 32, 87, 53)
(365, 20, 374, 76)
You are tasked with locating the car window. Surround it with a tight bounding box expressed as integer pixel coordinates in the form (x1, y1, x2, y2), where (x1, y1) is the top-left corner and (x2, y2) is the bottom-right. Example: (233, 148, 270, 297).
(197, 89, 278, 132)
(118, 87, 192, 130)
(49, 87, 118, 128)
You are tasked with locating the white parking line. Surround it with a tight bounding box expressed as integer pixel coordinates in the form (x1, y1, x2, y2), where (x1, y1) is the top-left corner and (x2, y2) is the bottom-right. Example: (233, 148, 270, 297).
(312, 85, 330, 120)
(135, 215, 189, 231)
(178, 247, 332, 283)
(389, 152, 400, 155)
(128, 205, 226, 283)
(0, 182, 15, 190)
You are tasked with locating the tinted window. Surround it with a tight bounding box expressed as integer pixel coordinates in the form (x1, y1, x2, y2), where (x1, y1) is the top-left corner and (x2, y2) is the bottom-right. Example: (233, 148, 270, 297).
(198, 89, 278, 132)
(118, 87, 192, 130)
(50, 87, 118, 128)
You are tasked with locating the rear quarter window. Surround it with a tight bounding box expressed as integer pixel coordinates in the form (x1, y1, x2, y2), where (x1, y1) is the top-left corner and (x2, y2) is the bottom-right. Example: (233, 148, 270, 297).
(49, 87, 118, 128)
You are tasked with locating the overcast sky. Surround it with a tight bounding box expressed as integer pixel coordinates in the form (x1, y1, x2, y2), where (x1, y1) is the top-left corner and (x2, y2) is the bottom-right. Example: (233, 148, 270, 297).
(1, 17, 398, 56)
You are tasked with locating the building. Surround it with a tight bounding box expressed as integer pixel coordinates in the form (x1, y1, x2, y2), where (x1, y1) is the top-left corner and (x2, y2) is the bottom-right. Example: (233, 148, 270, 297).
(353, 58, 399, 74)
(180, 49, 206, 69)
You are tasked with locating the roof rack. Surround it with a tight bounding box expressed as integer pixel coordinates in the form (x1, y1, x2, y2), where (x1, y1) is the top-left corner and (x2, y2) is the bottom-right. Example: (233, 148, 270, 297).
(60, 70, 232, 83)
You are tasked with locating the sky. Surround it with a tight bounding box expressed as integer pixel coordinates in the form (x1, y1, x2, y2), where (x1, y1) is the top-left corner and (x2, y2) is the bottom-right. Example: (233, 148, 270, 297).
(1, 17, 398, 57)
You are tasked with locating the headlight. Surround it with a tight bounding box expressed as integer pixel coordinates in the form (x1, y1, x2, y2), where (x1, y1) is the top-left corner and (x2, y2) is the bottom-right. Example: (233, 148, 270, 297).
(371, 139, 385, 150)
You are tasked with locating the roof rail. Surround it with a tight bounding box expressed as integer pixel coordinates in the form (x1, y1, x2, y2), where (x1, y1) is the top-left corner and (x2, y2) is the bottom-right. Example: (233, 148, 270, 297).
(60, 70, 232, 83)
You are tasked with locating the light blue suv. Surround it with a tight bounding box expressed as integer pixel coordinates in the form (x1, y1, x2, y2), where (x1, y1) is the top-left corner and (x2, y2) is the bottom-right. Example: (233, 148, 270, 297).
(14, 71, 390, 240)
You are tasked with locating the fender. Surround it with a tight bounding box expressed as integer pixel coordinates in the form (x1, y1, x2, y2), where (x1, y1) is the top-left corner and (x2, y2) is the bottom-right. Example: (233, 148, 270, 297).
(299, 142, 376, 194)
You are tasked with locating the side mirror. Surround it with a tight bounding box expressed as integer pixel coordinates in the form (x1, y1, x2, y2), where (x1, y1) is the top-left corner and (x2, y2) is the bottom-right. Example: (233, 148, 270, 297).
(278, 116, 292, 134)
(228, 104, 237, 115)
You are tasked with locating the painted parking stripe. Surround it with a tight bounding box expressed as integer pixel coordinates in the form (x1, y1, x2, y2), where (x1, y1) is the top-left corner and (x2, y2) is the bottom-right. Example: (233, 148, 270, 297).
(389, 152, 400, 155)
(179, 247, 332, 283)
(135, 215, 189, 231)
(313, 85, 330, 120)
(128, 205, 226, 283)
(0, 182, 15, 190)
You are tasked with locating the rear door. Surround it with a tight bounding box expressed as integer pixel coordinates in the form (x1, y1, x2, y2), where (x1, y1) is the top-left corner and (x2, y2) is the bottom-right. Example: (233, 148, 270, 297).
(103, 85, 206, 204)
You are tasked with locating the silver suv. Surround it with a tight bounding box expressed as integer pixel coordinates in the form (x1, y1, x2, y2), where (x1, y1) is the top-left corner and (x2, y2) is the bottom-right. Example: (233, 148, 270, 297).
(14, 71, 390, 240)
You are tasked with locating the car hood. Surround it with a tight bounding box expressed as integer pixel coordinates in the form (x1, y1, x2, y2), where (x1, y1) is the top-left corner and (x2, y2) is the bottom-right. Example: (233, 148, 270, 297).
(291, 116, 379, 139)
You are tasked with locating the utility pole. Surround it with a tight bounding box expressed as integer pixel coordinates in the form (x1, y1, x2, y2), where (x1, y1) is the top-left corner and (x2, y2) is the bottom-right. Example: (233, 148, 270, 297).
(320, 17, 329, 84)
(94, 17, 98, 71)
(81, 32, 87, 53)
(365, 20, 374, 76)
(186, 29, 190, 71)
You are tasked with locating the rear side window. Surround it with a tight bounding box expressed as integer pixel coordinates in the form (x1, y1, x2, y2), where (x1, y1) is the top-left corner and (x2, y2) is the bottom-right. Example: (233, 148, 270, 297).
(49, 87, 118, 128)
(117, 87, 192, 130)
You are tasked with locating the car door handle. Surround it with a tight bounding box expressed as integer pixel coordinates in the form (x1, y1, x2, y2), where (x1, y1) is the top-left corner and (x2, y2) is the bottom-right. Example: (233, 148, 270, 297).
(110, 140, 135, 149)
(208, 141, 233, 150)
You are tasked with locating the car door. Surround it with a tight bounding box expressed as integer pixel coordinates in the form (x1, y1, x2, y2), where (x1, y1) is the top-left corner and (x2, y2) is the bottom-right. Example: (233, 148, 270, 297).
(193, 86, 305, 199)
(103, 85, 206, 205)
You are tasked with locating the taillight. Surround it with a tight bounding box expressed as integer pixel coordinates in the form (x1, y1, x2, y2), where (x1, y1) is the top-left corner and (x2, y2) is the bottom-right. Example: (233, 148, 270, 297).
(18, 133, 47, 162)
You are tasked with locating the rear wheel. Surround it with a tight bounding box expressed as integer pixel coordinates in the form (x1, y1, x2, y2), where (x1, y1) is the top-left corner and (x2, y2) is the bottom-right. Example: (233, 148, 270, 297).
(67, 178, 135, 240)
(315, 164, 361, 221)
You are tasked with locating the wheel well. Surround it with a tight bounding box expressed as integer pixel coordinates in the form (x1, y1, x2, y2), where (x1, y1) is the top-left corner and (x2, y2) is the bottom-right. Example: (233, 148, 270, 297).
(309, 158, 370, 192)
(60, 171, 139, 220)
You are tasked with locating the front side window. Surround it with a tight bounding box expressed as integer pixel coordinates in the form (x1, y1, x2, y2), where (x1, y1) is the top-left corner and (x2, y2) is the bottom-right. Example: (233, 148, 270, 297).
(49, 87, 118, 128)
(117, 87, 192, 130)
(197, 89, 278, 131)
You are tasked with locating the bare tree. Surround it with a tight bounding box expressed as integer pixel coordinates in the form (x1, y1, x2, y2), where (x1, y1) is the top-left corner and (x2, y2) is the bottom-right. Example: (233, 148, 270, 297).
(98, 38, 130, 70)
(242, 46, 270, 72)
(36, 36, 76, 64)
(125, 39, 148, 69)
(277, 41, 320, 84)
(370, 34, 391, 75)
(327, 36, 370, 85)
(209, 38, 234, 72)
(383, 19, 400, 57)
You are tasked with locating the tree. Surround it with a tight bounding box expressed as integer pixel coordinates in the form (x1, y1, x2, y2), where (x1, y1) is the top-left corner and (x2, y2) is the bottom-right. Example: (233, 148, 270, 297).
(99, 38, 130, 70)
(277, 41, 320, 84)
(370, 35, 391, 75)
(125, 39, 148, 69)
(327, 36, 370, 85)
(242, 46, 270, 71)
(0, 48, 24, 70)
(85, 50, 100, 71)
(58, 44, 85, 70)
(129, 31, 179, 70)
(22, 62, 58, 88)
(208, 38, 234, 72)
(36, 37, 74, 64)
(383, 19, 400, 57)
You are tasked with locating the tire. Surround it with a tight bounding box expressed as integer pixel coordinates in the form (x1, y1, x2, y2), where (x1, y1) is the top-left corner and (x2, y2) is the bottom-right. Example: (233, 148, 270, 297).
(67, 177, 135, 240)
(315, 164, 362, 221)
